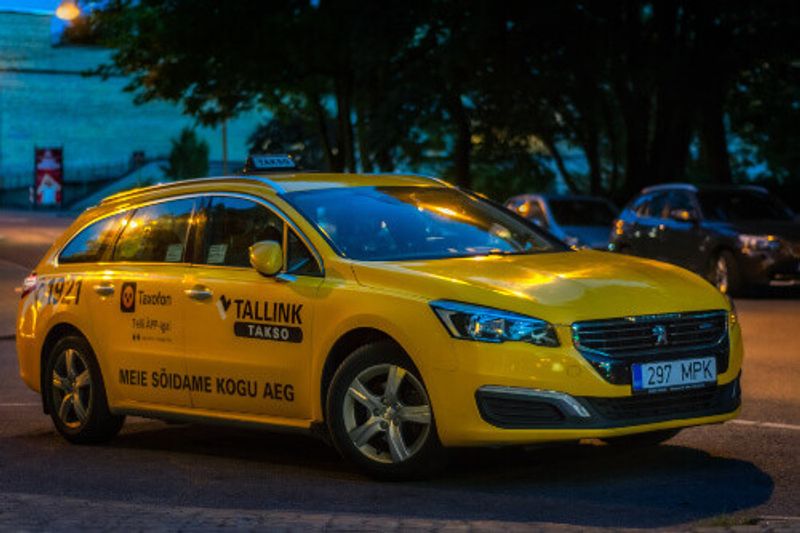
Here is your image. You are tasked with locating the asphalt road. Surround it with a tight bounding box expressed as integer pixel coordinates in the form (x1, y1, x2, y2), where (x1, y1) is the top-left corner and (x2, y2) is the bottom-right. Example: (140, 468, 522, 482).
(0, 210, 798, 531)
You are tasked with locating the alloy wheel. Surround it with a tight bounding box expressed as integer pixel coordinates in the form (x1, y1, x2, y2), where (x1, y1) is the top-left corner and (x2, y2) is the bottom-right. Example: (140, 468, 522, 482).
(715, 256, 729, 294)
(51, 348, 93, 429)
(342, 363, 432, 464)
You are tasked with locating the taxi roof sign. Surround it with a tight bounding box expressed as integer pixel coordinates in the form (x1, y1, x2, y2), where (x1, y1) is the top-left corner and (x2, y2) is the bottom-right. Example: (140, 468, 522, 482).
(243, 154, 297, 174)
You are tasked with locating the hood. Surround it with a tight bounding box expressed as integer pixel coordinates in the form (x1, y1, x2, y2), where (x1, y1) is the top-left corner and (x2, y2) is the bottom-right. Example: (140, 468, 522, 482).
(712, 220, 800, 241)
(351, 250, 729, 325)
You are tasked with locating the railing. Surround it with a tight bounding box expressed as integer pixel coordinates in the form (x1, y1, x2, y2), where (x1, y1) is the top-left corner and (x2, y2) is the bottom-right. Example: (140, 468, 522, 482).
(0, 160, 135, 190)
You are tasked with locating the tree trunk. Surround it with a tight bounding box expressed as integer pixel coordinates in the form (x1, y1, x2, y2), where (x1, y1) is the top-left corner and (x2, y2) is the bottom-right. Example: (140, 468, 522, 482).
(693, 2, 732, 185)
(335, 76, 356, 173)
(355, 103, 373, 173)
(601, 95, 622, 195)
(543, 136, 581, 194)
(699, 83, 732, 184)
(448, 91, 472, 188)
(649, 0, 692, 183)
(613, 1, 653, 197)
(618, 93, 651, 197)
(375, 149, 394, 173)
(310, 94, 340, 172)
(582, 110, 603, 195)
(221, 119, 228, 175)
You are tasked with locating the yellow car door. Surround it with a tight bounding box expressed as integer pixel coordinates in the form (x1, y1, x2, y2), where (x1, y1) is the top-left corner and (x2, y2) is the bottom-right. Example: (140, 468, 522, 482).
(89, 197, 198, 409)
(182, 195, 323, 421)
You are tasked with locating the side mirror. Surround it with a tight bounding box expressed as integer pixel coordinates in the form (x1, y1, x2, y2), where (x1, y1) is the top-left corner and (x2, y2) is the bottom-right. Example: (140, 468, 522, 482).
(249, 240, 283, 276)
(669, 209, 697, 223)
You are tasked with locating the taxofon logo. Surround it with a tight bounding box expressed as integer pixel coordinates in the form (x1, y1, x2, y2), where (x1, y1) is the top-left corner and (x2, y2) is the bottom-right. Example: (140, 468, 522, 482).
(120, 282, 137, 313)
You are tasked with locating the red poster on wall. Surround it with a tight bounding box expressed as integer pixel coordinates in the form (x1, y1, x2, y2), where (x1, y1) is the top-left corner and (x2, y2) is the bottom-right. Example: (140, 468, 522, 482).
(34, 147, 63, 207)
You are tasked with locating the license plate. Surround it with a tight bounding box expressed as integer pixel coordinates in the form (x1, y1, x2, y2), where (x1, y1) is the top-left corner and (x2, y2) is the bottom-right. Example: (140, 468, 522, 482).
(632, 357, 717, 393)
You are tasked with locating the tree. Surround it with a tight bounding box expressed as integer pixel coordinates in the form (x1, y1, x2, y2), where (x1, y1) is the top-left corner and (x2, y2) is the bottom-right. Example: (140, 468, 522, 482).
(164, 128, 209, 180)
(88, 0, 800, 201)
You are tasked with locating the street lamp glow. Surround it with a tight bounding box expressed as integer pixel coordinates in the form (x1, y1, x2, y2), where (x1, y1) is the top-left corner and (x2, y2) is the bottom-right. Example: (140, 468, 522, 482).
(55, 0, 80, 21)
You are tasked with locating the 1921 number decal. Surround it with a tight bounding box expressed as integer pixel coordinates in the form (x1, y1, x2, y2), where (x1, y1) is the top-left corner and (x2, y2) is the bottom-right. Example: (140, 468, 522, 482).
(39, 277, 82, 305)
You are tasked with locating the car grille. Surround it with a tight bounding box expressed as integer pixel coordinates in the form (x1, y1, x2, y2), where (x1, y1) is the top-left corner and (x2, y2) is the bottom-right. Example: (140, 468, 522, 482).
(571, 310, 730, 385)
(583, 379, 740, 422)
(572, 310, 728, 357)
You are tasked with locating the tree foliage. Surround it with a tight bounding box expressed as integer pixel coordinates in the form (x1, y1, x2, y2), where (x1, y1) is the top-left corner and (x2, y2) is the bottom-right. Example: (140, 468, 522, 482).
(87, 0, 800, 201)
(164, 128, 209, 180)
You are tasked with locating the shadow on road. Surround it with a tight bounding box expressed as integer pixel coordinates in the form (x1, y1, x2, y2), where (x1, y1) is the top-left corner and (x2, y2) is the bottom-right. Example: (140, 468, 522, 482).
(2, 421, 773, 528)
(736, 286, 800, 300)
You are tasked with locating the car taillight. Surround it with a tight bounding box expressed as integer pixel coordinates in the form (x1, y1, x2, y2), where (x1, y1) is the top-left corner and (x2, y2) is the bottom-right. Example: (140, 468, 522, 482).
(21, 272, 37, 299)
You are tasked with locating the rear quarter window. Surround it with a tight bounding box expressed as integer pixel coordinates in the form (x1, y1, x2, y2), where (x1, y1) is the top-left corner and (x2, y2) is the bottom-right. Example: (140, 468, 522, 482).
(113, 199, 195, 263)
(59, 212, 127, 264)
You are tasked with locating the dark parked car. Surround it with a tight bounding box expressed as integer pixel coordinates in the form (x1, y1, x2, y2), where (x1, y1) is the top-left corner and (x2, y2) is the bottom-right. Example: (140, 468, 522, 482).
(609, 183, 800, 295)
(505, 194, 619, 249)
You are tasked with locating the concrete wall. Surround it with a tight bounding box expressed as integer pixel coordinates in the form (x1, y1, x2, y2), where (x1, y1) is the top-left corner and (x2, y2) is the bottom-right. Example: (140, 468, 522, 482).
(0, 10, 267, 190)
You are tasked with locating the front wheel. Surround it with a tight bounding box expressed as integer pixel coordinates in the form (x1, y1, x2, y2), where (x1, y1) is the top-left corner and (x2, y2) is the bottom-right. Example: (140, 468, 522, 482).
(44, 335, 125, 444)
(710, 250, 743, 296)
(326, 341, 445, 480)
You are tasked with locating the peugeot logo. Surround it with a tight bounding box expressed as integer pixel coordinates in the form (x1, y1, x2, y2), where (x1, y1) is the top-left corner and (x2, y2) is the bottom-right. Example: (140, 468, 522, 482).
(652, 325, 669, 346)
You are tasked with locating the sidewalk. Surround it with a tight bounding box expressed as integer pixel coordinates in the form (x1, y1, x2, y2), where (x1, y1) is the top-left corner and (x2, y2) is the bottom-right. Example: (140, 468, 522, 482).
(1, 492, 798, 532)
(0, 209, 73, 336)
(0, 259, 26, 337)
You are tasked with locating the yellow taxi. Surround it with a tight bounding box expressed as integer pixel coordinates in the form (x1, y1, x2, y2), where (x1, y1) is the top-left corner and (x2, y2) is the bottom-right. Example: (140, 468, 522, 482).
(16, 156, 742, 479)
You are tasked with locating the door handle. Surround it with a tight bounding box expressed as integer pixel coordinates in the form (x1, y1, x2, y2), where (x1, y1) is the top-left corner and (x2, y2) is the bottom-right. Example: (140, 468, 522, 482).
(93, 283, 114, 296)
(184, 286, 213, 301)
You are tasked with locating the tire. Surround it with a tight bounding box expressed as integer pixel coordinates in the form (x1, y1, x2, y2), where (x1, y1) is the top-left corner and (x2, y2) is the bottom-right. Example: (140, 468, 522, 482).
(44, 335, 125, 444)
(326, 340, 445, 480)
(710, 250, 743, 296)
(603, 428, 681, 447)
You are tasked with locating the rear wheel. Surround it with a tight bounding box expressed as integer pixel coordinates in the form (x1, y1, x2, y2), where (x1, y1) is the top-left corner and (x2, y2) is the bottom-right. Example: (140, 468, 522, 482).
(710, 250, 743, 296)
(603, 428, 681, 447)
(326, 341, 445, 480)
(44, 335, 124, 444)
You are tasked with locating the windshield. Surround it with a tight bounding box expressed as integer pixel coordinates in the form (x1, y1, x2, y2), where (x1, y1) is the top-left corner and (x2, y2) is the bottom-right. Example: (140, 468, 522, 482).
(548, 198, 618, 226)
(285, 186, 566, 261)
(698, 190, 795, 222)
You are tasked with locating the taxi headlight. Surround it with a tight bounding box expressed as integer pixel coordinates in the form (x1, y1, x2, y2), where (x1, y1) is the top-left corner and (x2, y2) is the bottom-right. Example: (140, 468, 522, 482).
(430, 300, 559, 347)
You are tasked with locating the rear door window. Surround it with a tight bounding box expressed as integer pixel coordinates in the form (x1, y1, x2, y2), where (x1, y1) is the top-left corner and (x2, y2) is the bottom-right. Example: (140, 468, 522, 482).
(527, 201, 548, 227)
(630, 195, 651, 217)
(200, 196, 322, 275)
(59, 212, 128, 264)
(112, 199, 196, 263)
(201, 196, 283, 267)
(665, 191, 698, 218)
(644, 193, 668, 219)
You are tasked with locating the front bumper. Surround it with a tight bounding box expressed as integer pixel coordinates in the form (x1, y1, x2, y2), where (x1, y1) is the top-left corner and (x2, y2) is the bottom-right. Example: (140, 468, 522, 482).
(425, 320, 743, 447)
(476, 377, 740, 430)
(737, 249, 800, 287)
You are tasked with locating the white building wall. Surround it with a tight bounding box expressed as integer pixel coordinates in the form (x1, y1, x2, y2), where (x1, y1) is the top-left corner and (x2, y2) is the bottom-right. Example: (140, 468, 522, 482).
(0, 10, 267, 189)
